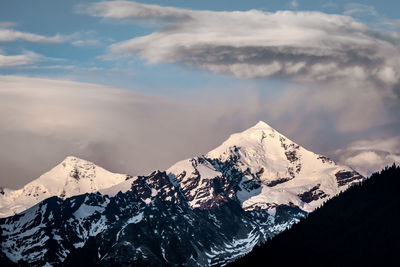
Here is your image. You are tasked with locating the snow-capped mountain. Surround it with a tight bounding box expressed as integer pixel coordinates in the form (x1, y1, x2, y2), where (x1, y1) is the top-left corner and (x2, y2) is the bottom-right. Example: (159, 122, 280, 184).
(0, 156, 128, 218)
(167, 121, 363, 212)
(0, 121, 364, 266)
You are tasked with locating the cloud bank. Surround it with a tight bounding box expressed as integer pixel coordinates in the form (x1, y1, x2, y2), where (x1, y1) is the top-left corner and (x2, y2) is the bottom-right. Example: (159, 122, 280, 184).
(0, 75, 265, 188)
(1, 75, 396, 188)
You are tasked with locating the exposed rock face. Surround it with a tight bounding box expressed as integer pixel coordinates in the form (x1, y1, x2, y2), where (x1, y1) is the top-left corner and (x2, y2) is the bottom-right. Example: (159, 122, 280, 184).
(335, 170, 364, 187)
(298, 184, 328, 203)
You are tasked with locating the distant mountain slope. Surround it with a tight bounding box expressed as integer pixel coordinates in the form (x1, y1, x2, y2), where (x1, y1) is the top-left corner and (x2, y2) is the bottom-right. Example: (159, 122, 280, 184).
(231, 164, 400, 267)
(0, 157, 128, 217)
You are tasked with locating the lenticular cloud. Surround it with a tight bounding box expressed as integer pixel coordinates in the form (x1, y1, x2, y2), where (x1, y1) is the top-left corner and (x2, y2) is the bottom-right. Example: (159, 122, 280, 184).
(81, 1, 400, 87)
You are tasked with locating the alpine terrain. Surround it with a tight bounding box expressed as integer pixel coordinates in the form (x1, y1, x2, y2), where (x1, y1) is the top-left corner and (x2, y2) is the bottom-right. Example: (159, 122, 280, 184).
(0, 121, 364, 266)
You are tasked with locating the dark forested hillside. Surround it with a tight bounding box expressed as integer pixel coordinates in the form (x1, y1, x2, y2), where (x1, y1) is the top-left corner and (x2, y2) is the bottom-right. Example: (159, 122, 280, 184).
(231, 164, 400, 267)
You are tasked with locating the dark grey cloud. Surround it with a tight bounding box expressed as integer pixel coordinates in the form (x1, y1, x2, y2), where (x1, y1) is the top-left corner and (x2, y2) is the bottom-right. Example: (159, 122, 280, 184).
(163, 44, 384, 81)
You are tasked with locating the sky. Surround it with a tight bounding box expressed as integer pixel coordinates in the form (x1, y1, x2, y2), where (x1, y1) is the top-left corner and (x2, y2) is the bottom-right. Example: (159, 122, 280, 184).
(1, 0, 400, 188)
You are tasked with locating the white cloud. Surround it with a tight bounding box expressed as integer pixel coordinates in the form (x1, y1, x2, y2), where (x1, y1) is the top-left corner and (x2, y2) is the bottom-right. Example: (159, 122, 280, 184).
(343, 3, 378, 17)
(0, 24, 77, 68)
(0, 25, 102, 47)
(67, 30, 105, 47)
(0, 27, 102, 68)
(71, 39, 100, 46)
(0, 51, 42, 68)
(0, 29, 64, 43)
(337, 137, 400, 176)
(76, 1, 190, 21)
(346, 137, 400, 154)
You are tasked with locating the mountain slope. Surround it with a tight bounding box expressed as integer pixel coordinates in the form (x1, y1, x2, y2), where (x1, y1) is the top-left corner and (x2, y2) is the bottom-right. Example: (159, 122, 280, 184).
(0, 121, 364, 266)
(0, 172, 306, 266)
(0, 156, 128, 218)
(230, 164, 400, 267)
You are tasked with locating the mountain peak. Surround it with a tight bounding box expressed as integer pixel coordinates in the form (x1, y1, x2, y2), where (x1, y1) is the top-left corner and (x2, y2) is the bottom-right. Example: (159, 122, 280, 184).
(241, 120, 280, 141)
(61, 156, 92, 168)
(64, 155, 79, 161)
(206, 120, 289, 161)
(0, 156, 128, 218)
(62, 155, 81, 163)
(252, 120, 274, 130)
(59, 156, 101, 180)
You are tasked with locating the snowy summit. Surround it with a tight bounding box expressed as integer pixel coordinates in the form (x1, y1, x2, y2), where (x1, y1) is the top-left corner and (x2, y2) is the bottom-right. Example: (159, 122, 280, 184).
(0, 156, 128, 217)
(167, 121, 364, 212)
